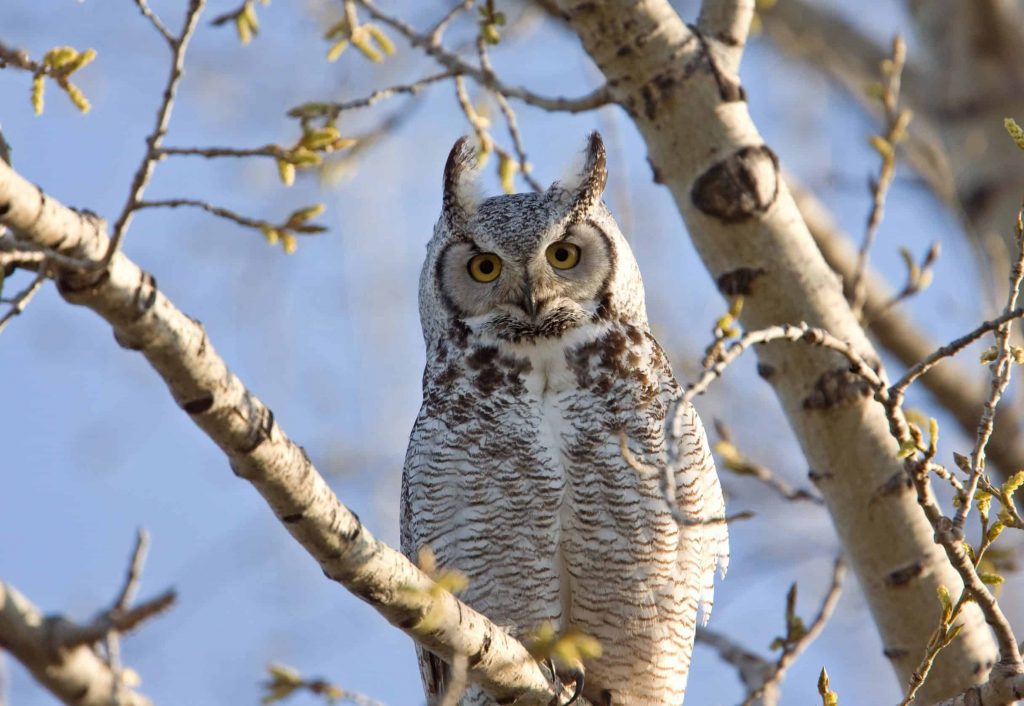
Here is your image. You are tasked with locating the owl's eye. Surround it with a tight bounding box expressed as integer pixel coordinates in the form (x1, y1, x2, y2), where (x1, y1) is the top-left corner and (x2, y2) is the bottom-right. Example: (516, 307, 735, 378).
(546, 242, 581, 270)
(467, 253, 502, 282)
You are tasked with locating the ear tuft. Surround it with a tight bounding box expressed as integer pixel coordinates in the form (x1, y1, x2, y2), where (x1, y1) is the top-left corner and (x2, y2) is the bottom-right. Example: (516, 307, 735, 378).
(561, 131, 607, 223)
(443, 137, 482, 232)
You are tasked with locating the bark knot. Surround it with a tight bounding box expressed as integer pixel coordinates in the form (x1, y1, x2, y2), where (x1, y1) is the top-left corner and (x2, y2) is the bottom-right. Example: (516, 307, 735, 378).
(803, 368, 872, 410)
(716, 266, 766, 296)
(691, 146, 779, 223)
(885, 561, 924, 587)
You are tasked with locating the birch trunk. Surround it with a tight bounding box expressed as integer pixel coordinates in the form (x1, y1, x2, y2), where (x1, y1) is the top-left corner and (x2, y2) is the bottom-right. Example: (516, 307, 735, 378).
(555, 1, 998, 701)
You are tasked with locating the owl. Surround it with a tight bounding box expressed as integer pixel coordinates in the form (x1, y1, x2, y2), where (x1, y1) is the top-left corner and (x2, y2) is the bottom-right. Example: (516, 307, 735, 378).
(401, 132, 729, 706)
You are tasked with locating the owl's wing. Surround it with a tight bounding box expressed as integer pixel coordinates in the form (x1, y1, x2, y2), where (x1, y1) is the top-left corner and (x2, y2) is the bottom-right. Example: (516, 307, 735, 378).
(670, 399, 730, 624)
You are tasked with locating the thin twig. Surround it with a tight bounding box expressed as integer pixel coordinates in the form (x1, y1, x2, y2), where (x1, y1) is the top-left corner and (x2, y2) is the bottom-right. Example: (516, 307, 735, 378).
(475, 36, 543, 192)
(889, 305, 1024, 397)
(956, 203, 1024, 532)
(356, 0, 612, 113)
(54, 591, 177, 651)
(0, 41, 38, 72)
(713, 420, 824, 505)
(115, 529, 150, 611)
(99, 0, 206, 269)
(132, 0, 176, 46)
(290, 70, 456, 122)
(157, 145, 281, 159)
(0, 267, 47, 336)
(850, 35, 908, 318)
(739, 557, 847, 706)
(695, 627, 776, 705)
(135, 198, 268, 230)
(428, 0, 475, 45)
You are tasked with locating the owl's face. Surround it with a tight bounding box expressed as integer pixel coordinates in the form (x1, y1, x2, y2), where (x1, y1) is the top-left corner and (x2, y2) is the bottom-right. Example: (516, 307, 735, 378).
(434, 194, 615, 341)
(420, 132, 647, 346)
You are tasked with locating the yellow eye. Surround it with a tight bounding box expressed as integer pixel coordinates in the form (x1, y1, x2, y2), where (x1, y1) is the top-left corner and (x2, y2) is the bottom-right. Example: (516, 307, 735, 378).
(546, 242, 580, 270)
(467, 253, 502, 283)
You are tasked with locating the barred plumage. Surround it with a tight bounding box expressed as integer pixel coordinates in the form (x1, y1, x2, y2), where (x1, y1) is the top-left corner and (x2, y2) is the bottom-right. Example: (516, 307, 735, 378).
(402, 133, 728, 705)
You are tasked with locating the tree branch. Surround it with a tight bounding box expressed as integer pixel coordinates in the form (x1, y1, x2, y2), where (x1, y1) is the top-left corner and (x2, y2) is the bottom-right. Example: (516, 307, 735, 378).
(758, 0, 958, 207)
(0, 158, 587, 706)
(696, 0, 755, 74)
(100, 0, 205, 269)
(556, 2, 998, 700)
(792, 182, 1024, 483)
(355, 0, 612, 113)
(0, 581, 154, 706)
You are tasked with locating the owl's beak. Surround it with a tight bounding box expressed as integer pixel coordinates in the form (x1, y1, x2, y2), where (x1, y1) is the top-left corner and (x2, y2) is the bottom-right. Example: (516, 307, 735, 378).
(520, 292, 539, 318)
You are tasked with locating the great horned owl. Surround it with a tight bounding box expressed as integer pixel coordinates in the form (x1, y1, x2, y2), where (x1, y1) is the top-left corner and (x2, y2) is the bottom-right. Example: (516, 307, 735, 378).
(401, 133, 728, 706)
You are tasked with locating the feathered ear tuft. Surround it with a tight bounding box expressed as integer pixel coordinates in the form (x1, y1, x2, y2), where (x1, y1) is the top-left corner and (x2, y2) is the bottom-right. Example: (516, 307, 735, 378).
(560, 131, 607, 223)
(442, 136, 482, 233)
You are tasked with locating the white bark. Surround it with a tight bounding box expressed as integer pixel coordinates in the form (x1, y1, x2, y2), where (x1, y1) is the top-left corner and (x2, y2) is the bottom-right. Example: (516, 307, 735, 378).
(0, 580, 152, 706)
(554, 1, 997, 702)
(792, 183, 1024, 479)
(762, 0, 1024, 278)
(0, 160, 582, 706)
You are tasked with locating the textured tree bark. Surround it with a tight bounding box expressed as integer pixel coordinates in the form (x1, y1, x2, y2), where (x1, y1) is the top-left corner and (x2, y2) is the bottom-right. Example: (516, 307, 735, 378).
(761, 0, 1024, 280)
(793, 184, 1024, 480)
(553, 0, 998, 702)
(0, 160, 586, 706)
(0, 581, 152, 706)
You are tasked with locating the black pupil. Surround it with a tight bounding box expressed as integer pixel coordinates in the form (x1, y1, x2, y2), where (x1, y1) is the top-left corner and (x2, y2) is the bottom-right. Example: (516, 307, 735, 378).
(478, 259, 494, 274)
(555, 247, 569, 262)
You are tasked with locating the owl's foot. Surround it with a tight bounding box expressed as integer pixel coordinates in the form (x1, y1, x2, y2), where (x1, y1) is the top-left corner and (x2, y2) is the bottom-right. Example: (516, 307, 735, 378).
(543, 659, 585, 706)
(560, 667, 585, 705)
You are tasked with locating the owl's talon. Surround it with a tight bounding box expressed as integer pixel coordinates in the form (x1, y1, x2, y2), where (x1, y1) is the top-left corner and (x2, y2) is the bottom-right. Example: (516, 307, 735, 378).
(545, 658, 563, 706)
(562, 668, 585, 705)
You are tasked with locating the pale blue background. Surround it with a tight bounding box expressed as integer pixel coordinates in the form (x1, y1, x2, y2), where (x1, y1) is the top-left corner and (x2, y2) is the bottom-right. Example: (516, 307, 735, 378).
(1, 2, 1019, 705)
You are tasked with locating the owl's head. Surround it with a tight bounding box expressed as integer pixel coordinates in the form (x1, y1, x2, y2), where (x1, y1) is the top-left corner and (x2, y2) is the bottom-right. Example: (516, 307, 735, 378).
(419, 132, 646, 346)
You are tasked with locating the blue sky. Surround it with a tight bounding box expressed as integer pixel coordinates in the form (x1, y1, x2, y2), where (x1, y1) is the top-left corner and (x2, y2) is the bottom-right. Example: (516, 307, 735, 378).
(1, 2, 1018, 705)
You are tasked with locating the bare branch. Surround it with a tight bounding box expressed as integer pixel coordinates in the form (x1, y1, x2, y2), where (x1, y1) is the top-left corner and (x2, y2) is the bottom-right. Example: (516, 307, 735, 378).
(889, 306, 1024, 400)
(356, 0, 612, 113)
(0, 581, 154, 706)
(288, 71, 456, 123)
(132, 0, 176, 46)
(684, 323, 886, 404)
(695, 627, 778, 706)
(794, 182, 1024, 481)
(849, 35, 908, 319)
(135, 198, 270, 231)
(955, 205, 1024, 531)
(0, 267, 47, 336)
(697, 557, 846, 706)
(114, 528, 150, 610)
(712, 420, 823, 505)
(740, 557, 846, 706)
(55, 591, 176, 651)
(475, 36, 544, 192)
(100, 0, 206, 269)
(0, 157, 589, 706)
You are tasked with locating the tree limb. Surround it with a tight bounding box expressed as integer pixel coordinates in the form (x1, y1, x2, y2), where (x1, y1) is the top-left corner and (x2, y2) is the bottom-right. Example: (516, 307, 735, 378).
(0, 158, 587, 706)
(557, 0, 997, 701)
(791, 182, 1024, 482)
(0, 581, 154, 706)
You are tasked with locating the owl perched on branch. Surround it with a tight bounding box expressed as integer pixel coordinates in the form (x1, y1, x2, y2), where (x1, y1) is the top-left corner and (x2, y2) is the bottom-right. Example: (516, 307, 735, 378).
(401, 133, 729, 706)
